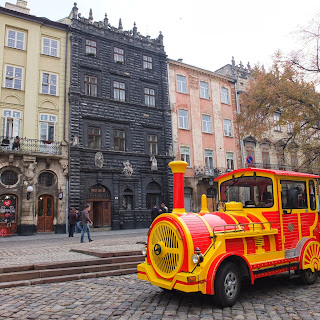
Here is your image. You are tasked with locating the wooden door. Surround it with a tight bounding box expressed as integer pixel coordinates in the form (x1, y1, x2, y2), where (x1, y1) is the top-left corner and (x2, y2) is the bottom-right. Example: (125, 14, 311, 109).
(37, 195, 54, 232)
(103, 200, 111, 226)
(93, 201, 103, 227)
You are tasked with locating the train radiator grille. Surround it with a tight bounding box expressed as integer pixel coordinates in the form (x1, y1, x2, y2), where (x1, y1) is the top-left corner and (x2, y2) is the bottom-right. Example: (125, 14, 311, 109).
(149, 221, 184, 278)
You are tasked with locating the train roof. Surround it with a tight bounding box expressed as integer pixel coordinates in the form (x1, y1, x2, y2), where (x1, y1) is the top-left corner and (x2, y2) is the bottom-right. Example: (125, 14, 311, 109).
(215, 167, 320, 182)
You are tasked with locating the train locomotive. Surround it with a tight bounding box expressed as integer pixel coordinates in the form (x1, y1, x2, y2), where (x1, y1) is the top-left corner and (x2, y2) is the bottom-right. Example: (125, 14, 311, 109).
(137, 160, 320, 307)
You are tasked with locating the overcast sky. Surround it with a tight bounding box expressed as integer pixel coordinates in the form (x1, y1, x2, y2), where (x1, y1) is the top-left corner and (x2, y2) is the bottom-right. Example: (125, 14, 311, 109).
(2, 0, 319, 72)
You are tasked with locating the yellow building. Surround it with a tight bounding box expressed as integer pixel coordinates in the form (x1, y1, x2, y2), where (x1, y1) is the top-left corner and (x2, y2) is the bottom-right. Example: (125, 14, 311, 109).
(0, 1, 70, 235)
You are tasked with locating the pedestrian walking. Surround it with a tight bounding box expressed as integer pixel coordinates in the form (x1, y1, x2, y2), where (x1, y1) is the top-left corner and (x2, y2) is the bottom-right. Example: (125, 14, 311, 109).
(68, 208, 77, 237)
(75, 209, 83, 233)
(80, 205, 93, 243)
(160, 203, 168, 214)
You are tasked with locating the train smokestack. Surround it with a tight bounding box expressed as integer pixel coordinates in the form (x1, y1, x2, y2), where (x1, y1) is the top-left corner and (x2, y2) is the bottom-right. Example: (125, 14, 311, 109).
(168, 161, 188, 214)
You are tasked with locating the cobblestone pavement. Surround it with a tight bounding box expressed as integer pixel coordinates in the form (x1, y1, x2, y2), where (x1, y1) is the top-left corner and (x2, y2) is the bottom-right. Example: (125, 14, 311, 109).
(0, 229, 148, 266)
(1, 273, 320, 319)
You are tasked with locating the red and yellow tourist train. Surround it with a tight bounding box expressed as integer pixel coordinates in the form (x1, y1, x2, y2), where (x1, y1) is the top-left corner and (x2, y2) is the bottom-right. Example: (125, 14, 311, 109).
(137, 160, 320, 307)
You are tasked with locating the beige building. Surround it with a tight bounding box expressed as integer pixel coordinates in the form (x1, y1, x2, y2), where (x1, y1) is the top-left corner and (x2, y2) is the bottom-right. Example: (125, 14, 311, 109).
(168, 59, 242, 212)
(0, 1, 70, 235)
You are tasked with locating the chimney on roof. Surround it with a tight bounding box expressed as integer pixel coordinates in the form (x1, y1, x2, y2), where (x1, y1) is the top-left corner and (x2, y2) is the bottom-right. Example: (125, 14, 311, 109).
(5, 0, 30, 14)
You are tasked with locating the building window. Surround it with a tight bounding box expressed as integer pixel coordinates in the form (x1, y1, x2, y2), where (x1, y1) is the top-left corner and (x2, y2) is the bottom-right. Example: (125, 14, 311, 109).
(42, 37, 59, 57)
(7, 29, 25, 50)
(277, 151, 285, 170)
(177, 75, 187, 93)
(40, 114, 56, 142)
(1, 110, 22, 139)
(180, 146, 191, 167)
(144, 88, 155, 107)
(114, 47, 124, 63)
(221, 87, 230, 104)
(0, 195, 17, 223)
(38, 172, 55, 187)
(262, 146, 270, 169)
(146, 181, 161, 209)
(291, 153, 298, 170)
(85, 39, 97, 56)
(41, 72, 57, 95)
(0, 170, 18, 186)
(88, 127, 101, 149)
(202, 114, 212, 133)
(200, 81, 209, 99)
(5, 65, 23, 90)
(205, 149, 214, 170)
(287, 123, 293, 134)
(178, 109, 189, 130)
(114, 129, 125, 151)
(246, 145, 255, 163)
(274, 113, 281, 131)
(143, 55, 152, 69)
(84, 75, 97, 96)
(147, 134, 158, 155)
(113, 81, 126, 101)
(223, 119, 232, 137)
(226, 152, 234, 171)
(122, 188, 134, 210)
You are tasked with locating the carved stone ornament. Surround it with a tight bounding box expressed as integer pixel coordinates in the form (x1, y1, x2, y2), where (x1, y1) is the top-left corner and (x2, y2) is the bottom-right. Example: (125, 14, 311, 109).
(95, 152, 104, 168)
(150, 156, 158, 171)
(25, 161, 37, 181)
(122, 160, 133, 176)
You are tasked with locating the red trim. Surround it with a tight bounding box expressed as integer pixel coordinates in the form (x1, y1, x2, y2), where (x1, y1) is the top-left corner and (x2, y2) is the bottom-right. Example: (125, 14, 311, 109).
(174, 280, 200, 286)
(173, 172, 184, 209)
(251, 257, 299, 269)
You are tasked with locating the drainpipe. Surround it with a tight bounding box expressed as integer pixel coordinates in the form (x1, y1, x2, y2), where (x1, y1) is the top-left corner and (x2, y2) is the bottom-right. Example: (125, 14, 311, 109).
(63, 26, 70, 234)
(235, 80, 244, 168)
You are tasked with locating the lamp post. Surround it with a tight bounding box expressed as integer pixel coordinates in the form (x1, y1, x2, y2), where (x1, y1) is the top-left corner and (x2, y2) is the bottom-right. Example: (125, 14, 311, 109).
(27, 185, 33, 200)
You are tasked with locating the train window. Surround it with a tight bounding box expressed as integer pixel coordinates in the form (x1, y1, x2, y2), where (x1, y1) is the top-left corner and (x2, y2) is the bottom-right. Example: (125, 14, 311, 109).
(309, 180, 316, 211)
(220, 176, 273, 208)
(281, 180, 307, 209)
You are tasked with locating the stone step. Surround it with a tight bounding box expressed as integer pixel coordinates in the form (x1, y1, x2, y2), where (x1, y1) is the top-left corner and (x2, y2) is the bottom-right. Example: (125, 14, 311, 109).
(0, 267, 138, 289)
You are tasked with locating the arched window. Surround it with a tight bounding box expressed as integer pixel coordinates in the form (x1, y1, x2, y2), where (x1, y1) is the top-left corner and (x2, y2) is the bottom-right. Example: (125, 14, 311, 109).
(1, 170, 18, 186)
(122, 188, 134, 210)
(38, 172, 55, 187)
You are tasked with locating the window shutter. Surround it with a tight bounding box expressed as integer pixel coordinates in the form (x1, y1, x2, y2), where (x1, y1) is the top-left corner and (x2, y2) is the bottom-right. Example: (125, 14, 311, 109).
(13, 118, 21, 137)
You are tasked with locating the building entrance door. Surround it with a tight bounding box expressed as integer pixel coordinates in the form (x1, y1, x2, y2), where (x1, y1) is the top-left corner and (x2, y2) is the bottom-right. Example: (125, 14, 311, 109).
(86, 200, 111, 228)
(37, 195, 54, 232)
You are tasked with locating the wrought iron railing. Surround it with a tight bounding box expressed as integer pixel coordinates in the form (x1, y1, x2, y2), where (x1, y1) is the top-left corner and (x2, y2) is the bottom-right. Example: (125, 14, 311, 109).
(244, 162, 317, 174)
(195, 167, 230, 178)
(0, 136, 62, 155)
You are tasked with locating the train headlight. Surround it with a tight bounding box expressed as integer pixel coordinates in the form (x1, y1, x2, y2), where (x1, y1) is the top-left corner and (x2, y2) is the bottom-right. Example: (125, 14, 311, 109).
(142, 245, 147, 257)
(192, 247, 203, 264)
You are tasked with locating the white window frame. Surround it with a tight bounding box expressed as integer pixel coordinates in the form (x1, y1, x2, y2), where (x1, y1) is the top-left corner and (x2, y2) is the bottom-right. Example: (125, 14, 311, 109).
(221, 87, 230, 104)
(274, 113, 281, 131)
(42, 37, 59, 57)
(200, 81, 209, 99)
(224, 119, 233, 137)
(202, 114, 212, 133)
(41, 72, 58, 96)
(177, 75, 187, 93)
(226, 152, 234, 171)
(205, 149, 214, 170)
(114, 47, 124, 63)
(180, 146, 191, 167)
(5, 65, 23, 90)
(144, 87, 156, 107)
(39, 114, 56, 142)
(178, 109, 189, 130)
(7, 29, 25, 50)
(1, 110, 22, 139)
(113, 81, 126, 101)
(143, 55, 153, 69)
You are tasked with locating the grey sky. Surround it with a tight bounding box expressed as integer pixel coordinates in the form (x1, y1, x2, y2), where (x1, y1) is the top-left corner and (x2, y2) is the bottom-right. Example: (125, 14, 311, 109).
(1, 0, 319, 71)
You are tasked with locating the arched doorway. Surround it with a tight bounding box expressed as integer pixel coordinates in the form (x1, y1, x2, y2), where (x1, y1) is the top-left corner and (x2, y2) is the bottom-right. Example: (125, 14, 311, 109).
(146, 181, 161, 209)
(86, 184, 111, 228)
(37, 195, 54, 232)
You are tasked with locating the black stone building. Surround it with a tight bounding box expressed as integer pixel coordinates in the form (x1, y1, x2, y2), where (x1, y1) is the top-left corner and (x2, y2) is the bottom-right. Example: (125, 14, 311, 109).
(67, 4, 173, 229)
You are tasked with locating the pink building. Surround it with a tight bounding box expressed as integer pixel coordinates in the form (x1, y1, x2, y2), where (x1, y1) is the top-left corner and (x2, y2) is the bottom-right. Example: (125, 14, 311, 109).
(168, 59, 242, 212)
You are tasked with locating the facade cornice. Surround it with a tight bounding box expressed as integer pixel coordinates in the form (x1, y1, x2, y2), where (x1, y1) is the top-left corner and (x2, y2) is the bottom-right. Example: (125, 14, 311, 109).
(168, 59, 235, 84)
(0, 6, 69, 31)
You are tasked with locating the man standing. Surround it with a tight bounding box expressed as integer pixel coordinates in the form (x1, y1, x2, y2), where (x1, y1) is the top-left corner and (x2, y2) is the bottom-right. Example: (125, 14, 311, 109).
(80, 205, 93, 243)
(68, 208, 77, 237)
(160, 203, 168, 214)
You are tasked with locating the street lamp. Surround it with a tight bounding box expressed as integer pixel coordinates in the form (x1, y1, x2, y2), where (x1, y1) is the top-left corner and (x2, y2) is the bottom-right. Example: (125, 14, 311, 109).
(27, 185, 33, 200)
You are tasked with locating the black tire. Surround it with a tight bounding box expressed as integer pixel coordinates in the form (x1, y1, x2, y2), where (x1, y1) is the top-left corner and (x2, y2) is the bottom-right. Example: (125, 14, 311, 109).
(300, 268, 318, 285)
(214, 262, 241, 308)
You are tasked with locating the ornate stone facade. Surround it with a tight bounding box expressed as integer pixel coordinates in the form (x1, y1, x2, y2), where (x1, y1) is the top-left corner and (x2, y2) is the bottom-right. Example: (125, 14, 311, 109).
(67, 4, 173, 229)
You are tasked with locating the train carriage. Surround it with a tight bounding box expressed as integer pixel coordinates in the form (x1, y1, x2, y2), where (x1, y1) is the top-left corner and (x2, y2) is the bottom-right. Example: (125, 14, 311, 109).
(137, 161, 320, 307)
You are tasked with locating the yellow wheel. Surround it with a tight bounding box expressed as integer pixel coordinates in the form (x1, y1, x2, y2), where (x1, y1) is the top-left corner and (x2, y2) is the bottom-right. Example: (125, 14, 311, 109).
(149, 220, 184, 279)
(302, 241, 320, 272)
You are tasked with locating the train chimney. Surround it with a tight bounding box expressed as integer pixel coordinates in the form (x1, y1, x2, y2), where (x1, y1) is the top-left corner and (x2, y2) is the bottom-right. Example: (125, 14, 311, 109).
(168, 161, 188, 214)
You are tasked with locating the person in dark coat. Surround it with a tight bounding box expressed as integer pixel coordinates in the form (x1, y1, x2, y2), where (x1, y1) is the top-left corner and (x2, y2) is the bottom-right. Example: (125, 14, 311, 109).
(151, 204, 159, 221)
(68, 208, 77, 237)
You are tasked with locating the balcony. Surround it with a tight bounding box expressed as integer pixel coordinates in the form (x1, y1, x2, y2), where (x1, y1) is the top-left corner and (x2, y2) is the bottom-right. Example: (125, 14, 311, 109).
(245, 162, 316, 174)
(0, 136, 62, 155)
(195, 167, 227, 178)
